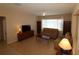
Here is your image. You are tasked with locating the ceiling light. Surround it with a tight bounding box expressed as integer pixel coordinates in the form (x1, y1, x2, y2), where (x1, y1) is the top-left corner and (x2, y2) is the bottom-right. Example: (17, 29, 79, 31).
(43, 13, 45, 16)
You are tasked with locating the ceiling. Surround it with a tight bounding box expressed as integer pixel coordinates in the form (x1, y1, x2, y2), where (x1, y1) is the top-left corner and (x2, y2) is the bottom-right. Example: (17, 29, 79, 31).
(0, 3, 77, 16)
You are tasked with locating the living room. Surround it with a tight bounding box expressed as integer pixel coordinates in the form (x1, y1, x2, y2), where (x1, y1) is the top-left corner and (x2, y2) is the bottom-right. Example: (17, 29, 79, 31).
(0, 3, 79, 55)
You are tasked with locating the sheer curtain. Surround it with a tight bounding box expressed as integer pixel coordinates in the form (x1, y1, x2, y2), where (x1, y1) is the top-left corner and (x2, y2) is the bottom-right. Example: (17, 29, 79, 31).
(42, 19, 63, 31)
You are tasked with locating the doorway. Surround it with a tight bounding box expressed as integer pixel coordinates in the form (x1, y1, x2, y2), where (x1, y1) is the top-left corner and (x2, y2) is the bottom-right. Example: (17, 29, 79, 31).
(0, 17, 7, 46)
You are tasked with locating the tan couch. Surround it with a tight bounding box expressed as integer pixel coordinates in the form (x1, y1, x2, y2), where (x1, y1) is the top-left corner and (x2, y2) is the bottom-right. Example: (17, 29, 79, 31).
(42, 28, 59, 40)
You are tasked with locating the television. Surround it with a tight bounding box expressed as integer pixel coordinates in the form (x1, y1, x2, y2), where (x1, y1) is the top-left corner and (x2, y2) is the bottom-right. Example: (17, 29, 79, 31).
(22, 25, 31, 32)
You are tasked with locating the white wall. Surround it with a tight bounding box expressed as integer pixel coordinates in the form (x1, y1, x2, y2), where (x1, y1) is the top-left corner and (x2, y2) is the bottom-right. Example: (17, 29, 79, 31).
(72, 15, 78, 54)
(0, 6, 36, 44)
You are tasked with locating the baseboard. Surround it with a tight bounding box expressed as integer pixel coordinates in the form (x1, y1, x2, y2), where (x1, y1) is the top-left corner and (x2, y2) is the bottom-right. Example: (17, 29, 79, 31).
(7, 39, 17, 44)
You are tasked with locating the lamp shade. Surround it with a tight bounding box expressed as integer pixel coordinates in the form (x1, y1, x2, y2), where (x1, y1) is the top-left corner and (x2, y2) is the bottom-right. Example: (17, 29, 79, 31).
(16, 24, 21, 33)
(19, 28, 21, 32)
(58, 38, 72, 50)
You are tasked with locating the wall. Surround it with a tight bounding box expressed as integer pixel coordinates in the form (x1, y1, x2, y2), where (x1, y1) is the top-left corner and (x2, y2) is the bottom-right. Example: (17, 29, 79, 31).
(72, 15, 78, 54)
(72, 4, 79, 55)
(37, 14, 72, 21)
(0, 6, 36, 44)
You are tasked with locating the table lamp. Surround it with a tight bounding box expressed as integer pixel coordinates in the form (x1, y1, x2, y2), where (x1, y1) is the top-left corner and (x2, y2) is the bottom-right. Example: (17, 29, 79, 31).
(58, 38, 72, 55)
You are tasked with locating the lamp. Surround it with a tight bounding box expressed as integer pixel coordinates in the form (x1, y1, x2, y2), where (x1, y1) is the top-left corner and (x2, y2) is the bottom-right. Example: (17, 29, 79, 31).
(58, 38, 72, 54)
(16, 24, 21, 33)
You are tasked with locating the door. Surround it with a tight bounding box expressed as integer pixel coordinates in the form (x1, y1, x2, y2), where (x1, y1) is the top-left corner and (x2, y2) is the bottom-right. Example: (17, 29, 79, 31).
(0, 17, 6, 42)
(37, 21, 41, 34)
(0, 18, 4, 41)
(77, 16, 79, 54)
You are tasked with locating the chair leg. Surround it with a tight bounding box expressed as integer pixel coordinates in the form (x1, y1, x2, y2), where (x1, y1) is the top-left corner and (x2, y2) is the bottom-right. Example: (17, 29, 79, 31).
(36, 36, 38, 40)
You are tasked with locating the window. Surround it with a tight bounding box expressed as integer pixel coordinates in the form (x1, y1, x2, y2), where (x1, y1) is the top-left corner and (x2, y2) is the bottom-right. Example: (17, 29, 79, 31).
(42, 19, 63, 31)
